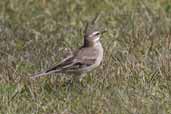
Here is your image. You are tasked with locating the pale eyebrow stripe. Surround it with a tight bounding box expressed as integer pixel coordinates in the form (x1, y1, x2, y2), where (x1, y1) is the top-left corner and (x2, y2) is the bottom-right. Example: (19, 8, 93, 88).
(92, 31, 99, 35)
(89, 31, 99, 37)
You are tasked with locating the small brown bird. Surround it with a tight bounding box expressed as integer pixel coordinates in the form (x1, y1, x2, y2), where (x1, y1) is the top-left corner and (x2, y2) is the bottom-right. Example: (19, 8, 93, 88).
(31, 16, 106, 79)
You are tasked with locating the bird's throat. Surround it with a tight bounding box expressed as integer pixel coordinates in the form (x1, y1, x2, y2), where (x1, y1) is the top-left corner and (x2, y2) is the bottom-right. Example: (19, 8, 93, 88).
(84, 37, 100, 47)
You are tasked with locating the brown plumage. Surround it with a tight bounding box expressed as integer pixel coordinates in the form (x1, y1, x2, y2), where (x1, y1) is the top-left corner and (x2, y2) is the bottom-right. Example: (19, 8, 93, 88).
(31, 15, 106, 79)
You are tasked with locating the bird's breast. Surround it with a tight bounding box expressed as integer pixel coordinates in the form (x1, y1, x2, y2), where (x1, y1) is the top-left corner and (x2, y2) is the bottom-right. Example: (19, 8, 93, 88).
(94, 42, 103, 66)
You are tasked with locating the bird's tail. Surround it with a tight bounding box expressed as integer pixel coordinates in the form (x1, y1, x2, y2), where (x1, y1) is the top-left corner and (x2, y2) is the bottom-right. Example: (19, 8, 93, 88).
(30, 69, 61, 79)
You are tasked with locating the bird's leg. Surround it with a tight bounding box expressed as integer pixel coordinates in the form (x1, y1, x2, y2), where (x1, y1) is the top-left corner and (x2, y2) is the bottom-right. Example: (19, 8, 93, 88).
(79, 74, 86, 82)
(79, 74, 87, 87)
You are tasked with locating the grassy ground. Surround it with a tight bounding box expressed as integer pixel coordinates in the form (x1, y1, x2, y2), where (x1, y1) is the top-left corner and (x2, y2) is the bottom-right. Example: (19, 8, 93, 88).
(0, 0, 171, 114)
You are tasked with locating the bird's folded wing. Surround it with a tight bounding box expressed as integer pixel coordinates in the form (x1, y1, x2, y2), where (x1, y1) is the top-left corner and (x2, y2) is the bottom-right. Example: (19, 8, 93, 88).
(49, 48, 98, 71)
(30, 47, 99, 78)
(45, 56, 74, 72)
(74, 47, 98, 64)
(64, 48, 98, 69)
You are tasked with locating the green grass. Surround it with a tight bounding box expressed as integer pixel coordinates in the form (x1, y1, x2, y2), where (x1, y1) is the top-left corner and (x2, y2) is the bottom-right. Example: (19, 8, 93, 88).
(1, 0, 171, 114)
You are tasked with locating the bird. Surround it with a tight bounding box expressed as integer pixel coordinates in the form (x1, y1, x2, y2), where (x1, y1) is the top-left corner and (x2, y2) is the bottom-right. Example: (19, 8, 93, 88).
(31, 16, 106, 79)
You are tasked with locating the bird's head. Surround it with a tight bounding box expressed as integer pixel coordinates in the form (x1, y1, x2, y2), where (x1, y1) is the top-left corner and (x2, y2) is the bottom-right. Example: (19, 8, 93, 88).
(85, 30, 106, 43)
(83, 14, 106, 47)
(83, 29, 106, 47)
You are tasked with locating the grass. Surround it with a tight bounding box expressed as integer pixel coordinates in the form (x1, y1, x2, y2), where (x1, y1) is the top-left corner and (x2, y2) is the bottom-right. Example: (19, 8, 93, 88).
(0, 0, 171, 114)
